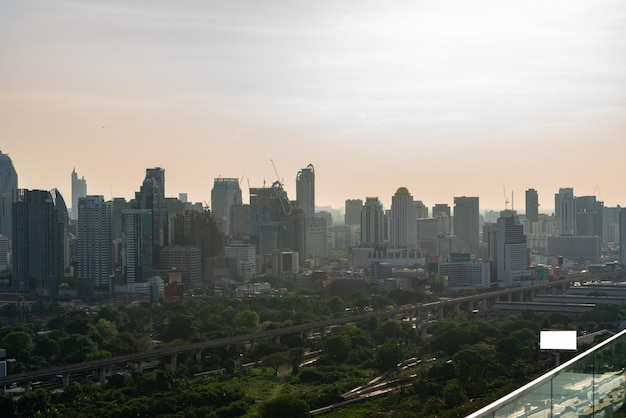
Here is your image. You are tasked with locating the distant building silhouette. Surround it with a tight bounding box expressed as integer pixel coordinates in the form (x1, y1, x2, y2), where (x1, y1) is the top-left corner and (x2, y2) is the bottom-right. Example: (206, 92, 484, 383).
(620, 208, 626, 264)
(360, 197, 384, 245)
(344, 199, 363, 226)
(211, 177, 242, 236)
(390, 187, 417, 247)
(555, 187, 575, 235)
(133, 167, 168, 269)
(296, 164, 315, 223)
(78, 195, 112, 296)
(12, 189, 68, 297)
(71, 168, 87, 220)
(525, 188, 539, 224)
(575, 195, 603, 239)
(432, 203, 451, 235)
(453, 196, 480, 252)
(0, 151, 18, 239)
(495, 210, 530, 287)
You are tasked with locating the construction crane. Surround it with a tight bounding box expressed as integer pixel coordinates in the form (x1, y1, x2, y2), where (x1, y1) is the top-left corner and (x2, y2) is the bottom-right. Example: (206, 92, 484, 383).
(270, 159, 284, 186)
(503, 186, 510, 210)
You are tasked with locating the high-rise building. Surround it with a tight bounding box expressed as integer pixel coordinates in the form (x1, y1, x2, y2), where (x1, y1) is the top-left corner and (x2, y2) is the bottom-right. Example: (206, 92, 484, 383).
(414, 201, 428, 219)
(525, 189, 539, 224)
(361, 197, 384, 245)
(0, 234, 8, 271)
(0, 151, 18, 239)
(555, 187, 575, 235)
(432, 203, 451, 235)
(77, 195, 112, 296)
(133, 167, 168, 269)
(453, 196, 480, 252)
(575, 195, 603, 239)
(296, 164, 315, 223)
(495, 210, 530, 287)
(344, 199, 363, 226)
(71, 168, 87, 220)
(211, 178, 242, 236)
(390, 187, 417, 247)
(249, 182, 305, 264)
(121, 209, 153, 286)
(12, 189, 68, 297)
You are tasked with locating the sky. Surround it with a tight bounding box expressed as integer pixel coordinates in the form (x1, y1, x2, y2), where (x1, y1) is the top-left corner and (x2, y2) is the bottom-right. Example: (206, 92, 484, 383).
(2, 0, 626, 213)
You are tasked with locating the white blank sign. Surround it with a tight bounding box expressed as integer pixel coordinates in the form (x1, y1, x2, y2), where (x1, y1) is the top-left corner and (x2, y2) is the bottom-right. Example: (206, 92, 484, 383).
(540, 330, 577, 350)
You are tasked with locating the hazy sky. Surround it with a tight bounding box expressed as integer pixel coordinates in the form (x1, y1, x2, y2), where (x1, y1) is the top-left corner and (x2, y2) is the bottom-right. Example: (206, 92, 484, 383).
(2, 0, 625, 212)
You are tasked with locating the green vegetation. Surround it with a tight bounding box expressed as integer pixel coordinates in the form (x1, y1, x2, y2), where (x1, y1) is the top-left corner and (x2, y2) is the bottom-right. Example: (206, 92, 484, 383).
(0, 291, 622, 417)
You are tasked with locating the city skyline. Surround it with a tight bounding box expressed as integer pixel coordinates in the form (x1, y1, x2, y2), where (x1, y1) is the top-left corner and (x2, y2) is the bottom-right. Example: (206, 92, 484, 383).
(2, 1, 626, 211)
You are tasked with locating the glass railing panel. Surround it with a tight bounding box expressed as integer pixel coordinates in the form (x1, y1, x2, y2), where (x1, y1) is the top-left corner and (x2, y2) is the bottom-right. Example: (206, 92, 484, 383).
(590, 334, 626, 417)
(493, 380, 552, 418)
(551, 356, 593, 418)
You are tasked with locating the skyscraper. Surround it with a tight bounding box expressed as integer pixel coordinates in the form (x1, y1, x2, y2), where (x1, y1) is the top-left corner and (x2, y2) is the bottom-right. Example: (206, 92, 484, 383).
(0, 151, 18, 238)
(555, 187, 575, 236)
(71, 168, 87, 220)
(453, 196, 480, 252)
(432, 203, 451, 235)
(12, 189, 68, 297)
(390, 187, 417, 247)
(133, 167, 168, 269)
(575, 195, 603, 239)
(78, 195, 112, 296)
(296, 164, 315, 222)
(211, 177, 242, 236)
(525, 189, 539, 223)
(495, 211, 530, 287)
(361, 197, 384, 245)
(122, 209, 153, 286)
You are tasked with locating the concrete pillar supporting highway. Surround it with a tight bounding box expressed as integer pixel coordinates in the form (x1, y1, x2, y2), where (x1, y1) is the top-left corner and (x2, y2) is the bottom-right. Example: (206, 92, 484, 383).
(439, 304, 444, 320)
(171, 353, 178, 372)
(63, 373, 70, 388)
(454, 303, 460, 313)
(507, 293, 512, 302)
(136, 361, 144, 374)
(195, 350, 203, 363)
(250, 339, 257, 352)
(467, 301, 474, 313)
(320, 326, 326, 337)
(25, 380, 31, 393)
(274, 335, 281, 344)
(483, 297, 487, 310)
(99, 368, 106, 385)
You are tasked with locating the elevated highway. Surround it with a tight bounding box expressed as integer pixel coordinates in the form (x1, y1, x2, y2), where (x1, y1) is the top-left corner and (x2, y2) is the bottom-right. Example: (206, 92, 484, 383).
(0, 273, 606, 390)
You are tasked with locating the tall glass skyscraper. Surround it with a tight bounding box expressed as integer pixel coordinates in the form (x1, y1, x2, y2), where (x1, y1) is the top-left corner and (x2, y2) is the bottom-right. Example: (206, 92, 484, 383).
(211, 177, 242, 236)
(12, 189, 68, 297)
(78, 195, 112, 296)
(390, 187, 417, 247)
(0, 151, 18, 238)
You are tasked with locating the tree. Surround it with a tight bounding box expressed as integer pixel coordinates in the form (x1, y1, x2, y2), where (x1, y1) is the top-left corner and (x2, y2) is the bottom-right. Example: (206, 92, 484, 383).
(289, 347, 306, 374)
(375, 340, 404, 370)
(263, 351, 290, 376)
(233, 310, 259, 332)
(259, 393, 309, 418)
(1, 331, 33, 361)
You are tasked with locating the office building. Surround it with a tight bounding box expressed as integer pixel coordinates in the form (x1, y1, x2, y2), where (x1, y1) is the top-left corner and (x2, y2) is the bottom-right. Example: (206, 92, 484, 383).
(133, 167, 168, 269)
(224, 244, 256, 281)
(361, 197, 384, 245)
(495, 211, 530, 287)
(547, 235, 601, 262)
(453, 196, 480, 252)
(77, 196, 112, 296)
(0, 234, 8, 271)
(390, 187, 418, 247)
(575, 195, 603, 239)
(414, 200, 428, 219)
(160, 246, 202, 288)
(12, 189, 68, 297)
(296, 164, 315, 222)
(439, 262, 490, 290)
(555, 187, 575, 235)
(306, 216, 328, 258)
(525, 188, 539, 224)
(0, 151, 17, 239)
(432, 203, 451, 235)
(211, 177, 242, 236)
(344, 199, 363, 226)
(71, 168, 87, 220)
(121, 209, 153, 286)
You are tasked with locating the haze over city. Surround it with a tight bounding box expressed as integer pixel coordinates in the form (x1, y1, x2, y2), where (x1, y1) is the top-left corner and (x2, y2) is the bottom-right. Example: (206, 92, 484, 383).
(2, 0, 626, 211)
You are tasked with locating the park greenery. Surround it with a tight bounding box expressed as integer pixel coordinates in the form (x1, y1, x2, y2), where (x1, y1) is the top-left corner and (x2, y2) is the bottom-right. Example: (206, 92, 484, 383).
(0, 288, 623, 417)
